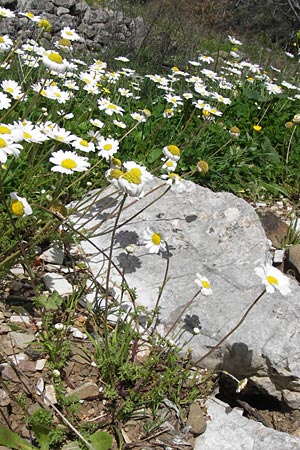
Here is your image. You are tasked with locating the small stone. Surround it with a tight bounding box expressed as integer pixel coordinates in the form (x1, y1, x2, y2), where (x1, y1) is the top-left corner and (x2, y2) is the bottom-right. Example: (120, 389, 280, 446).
(43, 273, 73, 296)
(9, 331, 35, 349)
(282, 390, 300, 409)
(35, 359, 47, 371)
(57, 6, 70, 15)
(9, 353, 28, 365)
(0, 389, 10, 407)
(40, 243, 64, 265)
(287, 244, 300, 274)
(44, 385, 57, 406)
(18, 360, 37, 371)
(273, 249, 285, 264)
(186, 401, 207, 436)
(36, 378, 45, 396)
(66, 382, 100, 400)
(10, 315, 30, 325)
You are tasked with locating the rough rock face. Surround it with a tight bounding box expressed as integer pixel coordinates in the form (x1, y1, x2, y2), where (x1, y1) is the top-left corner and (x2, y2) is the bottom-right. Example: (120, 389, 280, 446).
(0, 0, 145, 53)
(194, 398, 300, 450)
(72, 178, 300, 410)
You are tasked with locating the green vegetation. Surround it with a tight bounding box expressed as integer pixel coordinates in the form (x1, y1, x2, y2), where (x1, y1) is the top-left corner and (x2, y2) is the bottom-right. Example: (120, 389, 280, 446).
(0, 3, 299, 448)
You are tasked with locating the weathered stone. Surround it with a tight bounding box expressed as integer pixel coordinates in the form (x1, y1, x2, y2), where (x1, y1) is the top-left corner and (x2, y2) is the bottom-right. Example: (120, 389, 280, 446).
(282, 390, 300, 410)
(40, 242, 64, 265)
(43, 273, 73, 296)
(0, 389, 10, 407)
(287, 244, 300, 275)
(52, 0, 75, 6)
(44, 384, 57, 405)
(195, 398, 300, 450)
(57, 6, 70, 16)
(186, 401, 206, 435)
(66, 381, 100, 400)
(9, 331, 35, 349)
(72, 178, 300, 408)
(257, 210, 289, 248)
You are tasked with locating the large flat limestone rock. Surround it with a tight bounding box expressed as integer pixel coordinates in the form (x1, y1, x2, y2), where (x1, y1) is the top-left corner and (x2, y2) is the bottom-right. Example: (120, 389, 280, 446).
(72, 178, 300, 399)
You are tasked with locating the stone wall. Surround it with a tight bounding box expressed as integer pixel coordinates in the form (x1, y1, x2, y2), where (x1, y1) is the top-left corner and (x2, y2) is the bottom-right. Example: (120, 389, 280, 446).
(0, 0, 145, 54)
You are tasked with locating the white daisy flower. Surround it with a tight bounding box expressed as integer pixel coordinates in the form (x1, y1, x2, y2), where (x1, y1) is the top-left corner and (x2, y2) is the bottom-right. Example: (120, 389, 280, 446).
(254, 263, 291, 296)
(123, 161, 152, 183)
(114, 56, 130, 62)
(194, 274, 212, 296)
(164, 93, 183, 107)
(1, 80, 23, 99)
(163, 144, 181, 162)
(45, 124, 77, 144)
(0, 136, 22, 163)
(19, 12, 41, 22)
(61, 27, 81, 41)
(160, 173, 186, 192)
(42, 51, 68, 73)
(90, 118, 104, 129)
(49, 150, 90, 174)
(130, 112, 147, 122)
(97, 97, 124, 116)
(143, 226, 166, 254)
(0, 7, 15, 18)
(228, 35, 243, 46)
(0, 92, 11, 109)
(97, 136, 119, 160)
(113, 119, 126, 129)
(161, 158, 177, 172)
(10, 192, 32, 217)
(71, 137, 95, 153)
(118, 168, 145, 197)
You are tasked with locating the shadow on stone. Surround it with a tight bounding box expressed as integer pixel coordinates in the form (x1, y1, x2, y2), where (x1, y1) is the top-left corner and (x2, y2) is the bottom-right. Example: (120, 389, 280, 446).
(116, 252, 141, 273)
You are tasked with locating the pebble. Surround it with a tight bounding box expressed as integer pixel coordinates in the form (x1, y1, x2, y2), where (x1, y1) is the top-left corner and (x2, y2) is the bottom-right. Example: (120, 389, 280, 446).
(35, 359, 47, 370)
(9, 331, 35, 349)
(10, 315, 30, 324)
(43, 273, 73, 296)
(186, 401, 207, 436)
(0, 389, 10, 407)
(44, 384, 57, 405)
(40, 242, 64, 265)
(66, 381, 100, 400)
(273, 249, 285, 264)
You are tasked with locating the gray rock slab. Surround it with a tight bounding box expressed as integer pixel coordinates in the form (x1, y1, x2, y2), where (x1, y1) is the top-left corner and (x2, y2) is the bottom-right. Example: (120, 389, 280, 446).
(40, 242, 64, 265)
(194, 398, 300, 450)
(43, 273, 73, 296)
(72, 179, 300, 400)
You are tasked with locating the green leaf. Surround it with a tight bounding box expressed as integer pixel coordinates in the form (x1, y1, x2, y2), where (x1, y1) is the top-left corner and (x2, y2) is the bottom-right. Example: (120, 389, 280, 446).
(147, 147, 162, 164)
(89, 431, 113, 450)
(0, 426, 37, 449)
(31, 423, 51, 450)
(243, 87, 269, 102)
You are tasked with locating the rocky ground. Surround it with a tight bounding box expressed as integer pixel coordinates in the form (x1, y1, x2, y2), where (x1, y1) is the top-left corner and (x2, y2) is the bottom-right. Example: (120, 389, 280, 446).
(0, 194, 299, 449)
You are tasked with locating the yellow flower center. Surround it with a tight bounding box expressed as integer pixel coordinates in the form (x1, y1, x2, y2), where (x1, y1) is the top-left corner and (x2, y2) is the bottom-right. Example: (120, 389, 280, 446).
(166, 161, 173, 167)
(26, 12, 35, 18)
(0, 137, 7, 148)
(103, 143, 112, 151)
(197, 160, 209, 174)
(122, 169, 142, 185)
(151, 233, 161, 245)
(266, 275, 278, 285)
(6, 87, 14, 93)
(0, 36, 4, 43)
(0, 126, 11, 134)
(169, 173, 181, 181)
(23, 131, 32, 139)
(47, 52, 63, 64)
(80, 140, 89, 147)
(11, 200, 24, 217)
(111, 157, 121, 167)
(108, 103, 117, 110)
(202, 109, 211, 117)
(39, 19, 52, 31)
(201, 280, 210, 289)
(65, 31, 73, 36)
(172, 66, 179, 72)
(253, 125, 262, 132)
(166, 145, 180, 156)
(109, 169, 123, 179)
(61, 158, 77, 169)
(55, 92, 61, 98)
(59, 38, 71, 47)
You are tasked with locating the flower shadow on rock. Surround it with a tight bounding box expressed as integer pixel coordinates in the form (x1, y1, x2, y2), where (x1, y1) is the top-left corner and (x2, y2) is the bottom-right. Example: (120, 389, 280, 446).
(183, 314, 202, 333)
(223, 342, 254, 377)
(114, 230, 139, 249)
(116, 252, 141, 273)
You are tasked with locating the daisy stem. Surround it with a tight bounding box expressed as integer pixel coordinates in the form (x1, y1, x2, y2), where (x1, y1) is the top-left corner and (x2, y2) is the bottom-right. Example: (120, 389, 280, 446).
(285, 124, 297, 164)
(194, 288, 266, 367)
(104, 193, 127, 349)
